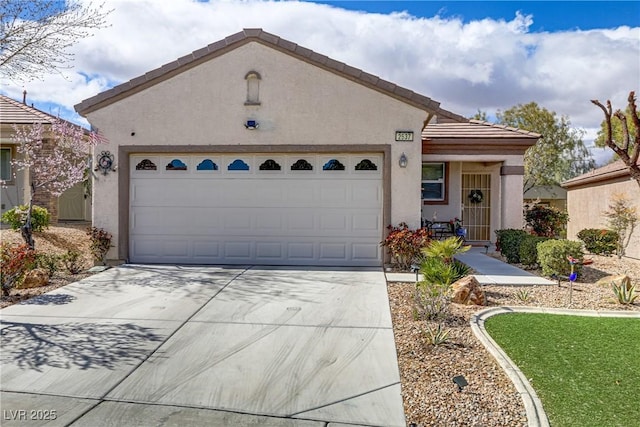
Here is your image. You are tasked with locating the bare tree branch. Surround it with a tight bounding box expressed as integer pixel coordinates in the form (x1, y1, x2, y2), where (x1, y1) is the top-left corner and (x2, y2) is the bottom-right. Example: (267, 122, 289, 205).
(592, 91, 640, 187)
(0, 0, 111, 81)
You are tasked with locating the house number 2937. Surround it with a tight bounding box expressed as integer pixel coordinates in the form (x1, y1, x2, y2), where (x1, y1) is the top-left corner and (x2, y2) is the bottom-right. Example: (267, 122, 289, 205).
(395, 131, 414, 141)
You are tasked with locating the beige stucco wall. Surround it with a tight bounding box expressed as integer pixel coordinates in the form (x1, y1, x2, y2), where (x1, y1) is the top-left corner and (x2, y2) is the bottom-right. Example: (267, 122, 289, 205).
(84, 42, 428, 260)
(422, 154, 525, 242)
(567, 178, 640, 260)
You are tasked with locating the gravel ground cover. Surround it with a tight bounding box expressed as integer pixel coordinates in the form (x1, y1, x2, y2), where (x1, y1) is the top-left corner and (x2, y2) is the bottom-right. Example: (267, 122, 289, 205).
(2, 227, 639, 426)
(390, 253, 640, 426)
(0, 223, 94, 309)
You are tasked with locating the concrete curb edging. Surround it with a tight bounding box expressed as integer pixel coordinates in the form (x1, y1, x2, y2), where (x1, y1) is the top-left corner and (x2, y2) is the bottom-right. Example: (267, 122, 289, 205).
(470, 306, 640, 427)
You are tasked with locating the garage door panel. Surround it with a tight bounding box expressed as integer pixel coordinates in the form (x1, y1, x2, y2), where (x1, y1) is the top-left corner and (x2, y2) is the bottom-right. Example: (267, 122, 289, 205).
(130, 153, 383, 266)
(352, 243, 380, 261)
(319, 243, 347, 260)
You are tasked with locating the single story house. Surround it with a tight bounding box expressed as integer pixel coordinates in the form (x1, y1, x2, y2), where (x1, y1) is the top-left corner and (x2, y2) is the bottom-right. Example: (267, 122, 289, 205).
(563, 159, 640, 260)
(0, 94, 91, 222)
(75, 28, 539, 266)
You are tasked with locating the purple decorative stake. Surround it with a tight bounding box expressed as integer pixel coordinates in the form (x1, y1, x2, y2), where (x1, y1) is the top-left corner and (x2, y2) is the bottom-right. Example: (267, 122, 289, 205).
(567, 256, 579, 306)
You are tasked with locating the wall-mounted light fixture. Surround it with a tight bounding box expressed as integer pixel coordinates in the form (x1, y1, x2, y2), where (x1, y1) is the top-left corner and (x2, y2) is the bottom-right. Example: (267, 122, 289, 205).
(399, 152, 408, 168)
(245, 120, 259, 130)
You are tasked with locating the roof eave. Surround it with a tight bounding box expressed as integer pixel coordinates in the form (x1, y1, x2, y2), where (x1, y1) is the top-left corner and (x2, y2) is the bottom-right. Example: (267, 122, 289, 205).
(75, 28, 442, 117)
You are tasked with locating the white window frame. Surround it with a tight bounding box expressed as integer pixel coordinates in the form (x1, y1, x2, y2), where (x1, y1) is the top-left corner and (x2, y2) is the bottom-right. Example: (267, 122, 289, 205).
(421, 162, 446, 203)
(0, 146, 14, 184)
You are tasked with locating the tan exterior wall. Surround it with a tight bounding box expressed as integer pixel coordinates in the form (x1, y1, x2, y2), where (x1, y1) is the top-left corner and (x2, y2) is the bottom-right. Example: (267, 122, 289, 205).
(84, 42, 428, 261)
(421, 154, 525, 242)
(567, 178, 640, 260)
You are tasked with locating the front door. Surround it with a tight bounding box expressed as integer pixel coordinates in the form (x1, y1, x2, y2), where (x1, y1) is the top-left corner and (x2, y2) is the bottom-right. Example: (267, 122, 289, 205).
(462, 174, 491, 241)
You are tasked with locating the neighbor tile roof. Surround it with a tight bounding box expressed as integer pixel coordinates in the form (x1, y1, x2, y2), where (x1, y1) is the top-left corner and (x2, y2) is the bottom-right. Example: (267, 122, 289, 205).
(423, 120, 541, 140)
(562, 158, 639, 188)
(75, 28, 463, 121)
(0, 94, 59, 124)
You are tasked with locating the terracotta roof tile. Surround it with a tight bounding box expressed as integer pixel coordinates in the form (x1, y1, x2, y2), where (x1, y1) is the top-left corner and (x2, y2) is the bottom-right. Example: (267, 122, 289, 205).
(423, 120, 541, 139)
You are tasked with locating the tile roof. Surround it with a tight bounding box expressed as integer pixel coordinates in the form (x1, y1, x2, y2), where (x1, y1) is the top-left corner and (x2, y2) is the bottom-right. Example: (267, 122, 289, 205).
(0, 94, 59, 124)
(524, 185, 567, 200)
(562, 158, 639, 188)
(75, 28, 462, 120)
(423, 120, 541, 140)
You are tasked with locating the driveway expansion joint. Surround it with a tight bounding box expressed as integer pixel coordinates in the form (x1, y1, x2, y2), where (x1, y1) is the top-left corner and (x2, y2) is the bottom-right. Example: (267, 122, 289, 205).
(470, 306, 640, 427)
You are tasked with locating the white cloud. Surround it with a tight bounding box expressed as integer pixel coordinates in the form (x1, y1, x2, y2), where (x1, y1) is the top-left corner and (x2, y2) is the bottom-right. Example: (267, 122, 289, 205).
(1, 0, 638, 143)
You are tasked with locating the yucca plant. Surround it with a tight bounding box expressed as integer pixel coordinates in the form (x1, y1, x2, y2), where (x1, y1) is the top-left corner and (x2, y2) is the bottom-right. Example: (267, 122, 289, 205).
(612, 277, 638, 305)
(425, 322, 451, 347)
(515, 288, 532, 303)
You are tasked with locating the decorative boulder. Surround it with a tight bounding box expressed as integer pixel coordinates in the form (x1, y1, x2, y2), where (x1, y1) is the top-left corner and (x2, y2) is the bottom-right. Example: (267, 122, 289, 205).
(19, 268, 50, 289)
(595, 274, 631, 289)
(451, 275, 485, 306)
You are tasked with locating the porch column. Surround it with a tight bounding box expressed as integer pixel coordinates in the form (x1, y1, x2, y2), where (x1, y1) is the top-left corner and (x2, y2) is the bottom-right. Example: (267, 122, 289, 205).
(500, 165, 525, 229)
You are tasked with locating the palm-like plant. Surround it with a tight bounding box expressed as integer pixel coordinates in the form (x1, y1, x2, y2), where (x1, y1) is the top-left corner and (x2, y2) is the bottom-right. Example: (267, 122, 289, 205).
(422, 237, 471, 263)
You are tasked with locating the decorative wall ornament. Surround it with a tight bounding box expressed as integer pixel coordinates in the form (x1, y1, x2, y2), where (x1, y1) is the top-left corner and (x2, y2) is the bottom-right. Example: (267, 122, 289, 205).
(291, 159, 313, 171)
(469, 189, 484, 204)
(355, 159, 378, 171)
(135, 159, 157, 171)
(166, 159, 187, 170)
(323, 159, 345, 171)
(95, 151, 116, 175)
(259, 159, 281, 171)
(228, 159, 250, 171)
(197, 159, 218, 171)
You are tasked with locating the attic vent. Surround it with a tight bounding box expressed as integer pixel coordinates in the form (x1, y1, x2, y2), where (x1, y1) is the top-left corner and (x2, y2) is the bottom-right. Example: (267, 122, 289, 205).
(245, 71, 261, 105)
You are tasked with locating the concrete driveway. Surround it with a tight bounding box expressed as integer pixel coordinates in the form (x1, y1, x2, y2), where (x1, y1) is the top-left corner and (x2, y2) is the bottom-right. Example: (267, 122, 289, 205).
(0, 265, 405, 426)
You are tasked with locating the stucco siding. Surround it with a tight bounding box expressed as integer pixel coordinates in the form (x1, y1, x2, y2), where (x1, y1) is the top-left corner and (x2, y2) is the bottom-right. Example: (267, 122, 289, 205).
(421, 154, 524, 241)
(85, 42, 427, 261)
(567, 179, 640, 260)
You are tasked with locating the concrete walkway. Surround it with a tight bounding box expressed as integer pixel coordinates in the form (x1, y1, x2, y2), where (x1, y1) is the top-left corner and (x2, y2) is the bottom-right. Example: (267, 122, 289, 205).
(1, 265, 405, 426)
(470, 307, 640, 427)
(385, 247, 555, 285)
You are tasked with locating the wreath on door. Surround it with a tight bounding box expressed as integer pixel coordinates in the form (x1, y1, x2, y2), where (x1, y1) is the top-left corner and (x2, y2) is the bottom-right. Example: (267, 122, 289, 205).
(468, 189, 484, 204)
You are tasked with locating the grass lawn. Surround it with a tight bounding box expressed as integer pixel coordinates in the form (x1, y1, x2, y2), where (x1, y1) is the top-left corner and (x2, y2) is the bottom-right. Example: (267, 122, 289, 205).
(485, 313, 640, 427)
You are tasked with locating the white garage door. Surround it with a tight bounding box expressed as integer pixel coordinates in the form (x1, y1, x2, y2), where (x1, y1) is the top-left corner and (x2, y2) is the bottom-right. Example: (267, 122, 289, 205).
(129, 153, 383, 266)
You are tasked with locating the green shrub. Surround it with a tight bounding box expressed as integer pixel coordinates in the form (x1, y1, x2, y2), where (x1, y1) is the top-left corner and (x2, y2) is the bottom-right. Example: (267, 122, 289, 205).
(519, 235, 550, 267)
(420, 257, 469, 287)
(415, 280, 451, 321)
(1, 205, 50, 232)
(495, 229, 529, 263)
(525, 205, 569, 238)
(381, 223, 430, 271)
(35, 252, 61, 276)
(537, 239, 583, 277)
(422, 236, 470, 263)
(62, 250, 83, 274)
(577, 228, 618, 256)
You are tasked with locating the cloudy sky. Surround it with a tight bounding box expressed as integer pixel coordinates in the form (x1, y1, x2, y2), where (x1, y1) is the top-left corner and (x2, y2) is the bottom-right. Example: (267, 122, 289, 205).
(1, 0, 639, 164)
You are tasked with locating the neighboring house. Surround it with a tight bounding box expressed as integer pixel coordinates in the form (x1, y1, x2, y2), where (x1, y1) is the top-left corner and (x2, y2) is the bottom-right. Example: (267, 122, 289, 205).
(563, 159, 640, 260)
(75, 28, 539, 266)
(0, 94, 91, 222)
(523, 185, 567, 211)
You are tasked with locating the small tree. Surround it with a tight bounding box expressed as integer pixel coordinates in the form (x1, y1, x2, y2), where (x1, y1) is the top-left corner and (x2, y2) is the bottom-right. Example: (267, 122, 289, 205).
(7, 120, 103, 249)
(603, 193, 638, 259)
(591, 91, 640, 187)
(0, 0, 111, 81)
(525, 204, 569, 238)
